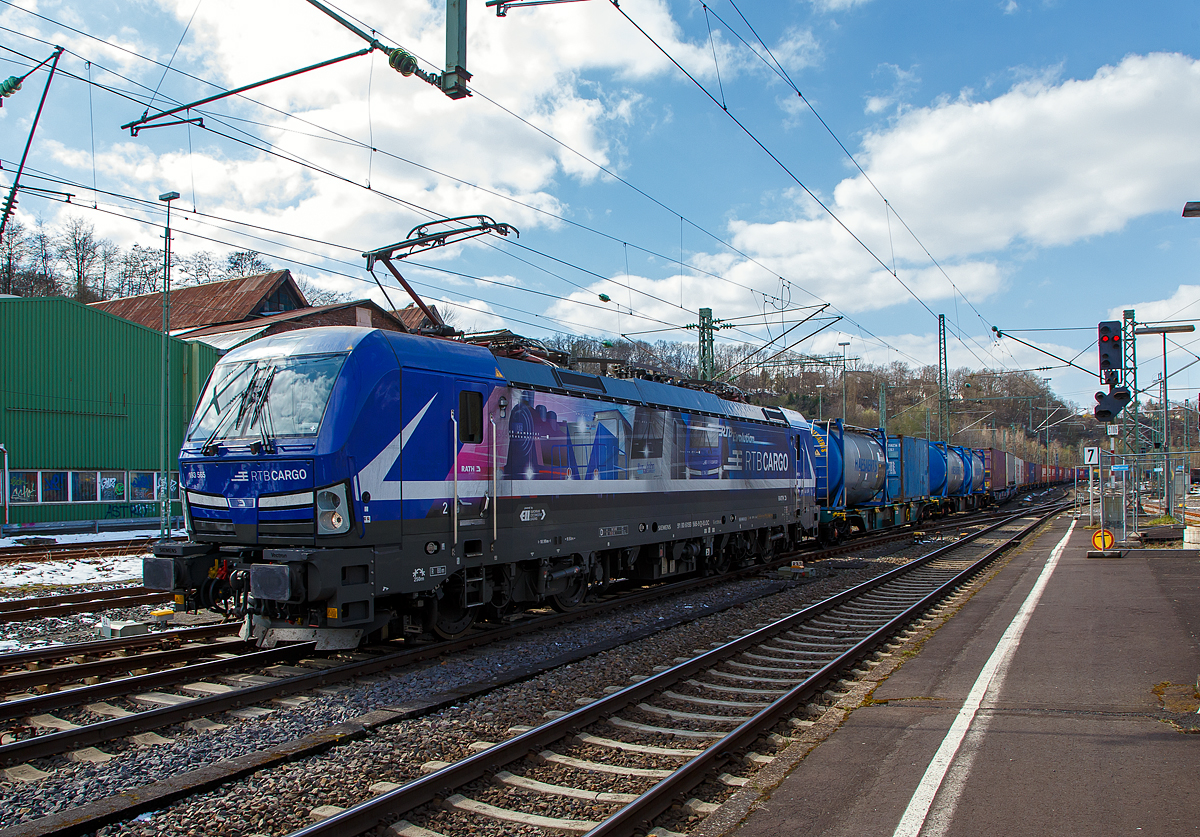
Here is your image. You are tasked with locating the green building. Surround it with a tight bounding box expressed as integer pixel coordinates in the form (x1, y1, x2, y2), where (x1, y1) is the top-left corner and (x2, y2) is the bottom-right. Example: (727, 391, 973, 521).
(1, 296, 218, 531)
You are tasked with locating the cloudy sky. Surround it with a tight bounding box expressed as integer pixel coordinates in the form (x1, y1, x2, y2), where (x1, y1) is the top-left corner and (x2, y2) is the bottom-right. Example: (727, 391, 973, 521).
(3, 0, 1200, 412)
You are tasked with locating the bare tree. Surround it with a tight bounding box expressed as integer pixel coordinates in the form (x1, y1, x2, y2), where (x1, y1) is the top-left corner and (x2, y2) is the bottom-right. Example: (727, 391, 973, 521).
(293, 273, 351, 307)
(56, 216, 103, 301)
(178, 250, 220, 286)
(24, 218, 60, 297)
(117, 244, 163, 297)
(224, 250, 272, 278)
(95, 240, 120, 299)
(0, 218, 27, 296)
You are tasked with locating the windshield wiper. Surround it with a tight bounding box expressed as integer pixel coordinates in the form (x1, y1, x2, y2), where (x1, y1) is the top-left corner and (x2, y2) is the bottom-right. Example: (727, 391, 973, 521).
(249, 366, 278, 455)
(201, 365, 265, 456)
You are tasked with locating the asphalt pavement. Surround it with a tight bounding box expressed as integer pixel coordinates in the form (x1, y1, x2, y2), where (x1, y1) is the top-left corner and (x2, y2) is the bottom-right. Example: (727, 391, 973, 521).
(728, 514, 1200, 837)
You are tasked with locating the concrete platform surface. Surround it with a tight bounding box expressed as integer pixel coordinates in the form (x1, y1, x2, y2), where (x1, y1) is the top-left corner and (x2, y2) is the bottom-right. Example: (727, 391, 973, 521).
(729, 515, 1200, 837)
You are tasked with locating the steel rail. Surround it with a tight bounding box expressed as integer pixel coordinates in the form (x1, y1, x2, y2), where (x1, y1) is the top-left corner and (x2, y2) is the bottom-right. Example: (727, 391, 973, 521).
(0, 636, 252, 694)
(0, 593, 171, 623)
(0, 502, 1047, 768)
(284, 506, 1061, 837)
(583, 505, 1064, 836)
(0, 552, 790, 763)
(0, 587, 155, 613)
(0, 622, 238, 669)
(0, 538, 183, 563)
(0, 643, 314, 766)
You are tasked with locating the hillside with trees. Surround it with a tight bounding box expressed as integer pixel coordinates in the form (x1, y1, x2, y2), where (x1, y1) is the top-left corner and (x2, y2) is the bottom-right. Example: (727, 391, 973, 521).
(5, 217, 1104, 465)
(1, 216, 347, 305)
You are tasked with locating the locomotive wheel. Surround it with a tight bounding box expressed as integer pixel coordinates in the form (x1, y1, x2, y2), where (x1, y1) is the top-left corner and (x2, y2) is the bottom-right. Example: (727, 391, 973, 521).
(432, 598, 476, 639)
(431, 576, 475, 639)
(549, 574, 586, 612)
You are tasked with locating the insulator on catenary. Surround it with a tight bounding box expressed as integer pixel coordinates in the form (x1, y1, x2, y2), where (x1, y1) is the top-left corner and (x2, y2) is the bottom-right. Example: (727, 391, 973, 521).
(388, 49, 418, 77)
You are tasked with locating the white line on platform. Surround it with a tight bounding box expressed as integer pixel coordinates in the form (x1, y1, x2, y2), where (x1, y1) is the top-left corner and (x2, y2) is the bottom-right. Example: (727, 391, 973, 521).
(891, 519, 1076, 837)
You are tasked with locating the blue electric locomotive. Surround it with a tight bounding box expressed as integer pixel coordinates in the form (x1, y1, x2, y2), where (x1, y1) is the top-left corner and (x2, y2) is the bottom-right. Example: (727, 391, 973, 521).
(146, 326, 820, 649)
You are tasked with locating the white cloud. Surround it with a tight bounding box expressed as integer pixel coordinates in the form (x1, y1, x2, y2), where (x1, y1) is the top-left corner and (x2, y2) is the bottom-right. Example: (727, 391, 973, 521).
(863, 63, 920, 115)
(1109, 285, 1200, 325)
(767, 27, 822, 75)
(21, 0, 736, 267)
(851, 53, 1200, 255)
(544, 52, 1200, 364)
(700, 53, 1200, 322)
(807, 0, 875, 12)
(441, 296, 506, 332)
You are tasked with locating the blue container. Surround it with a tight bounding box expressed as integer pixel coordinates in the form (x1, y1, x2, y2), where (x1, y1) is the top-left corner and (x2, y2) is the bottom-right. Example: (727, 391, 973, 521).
(812, 421, 886, 507)
(928, 441, 948, 496)
(886, 435, 929, 500)
(971, 450, 986, 493)
(948, 446, 972, 495)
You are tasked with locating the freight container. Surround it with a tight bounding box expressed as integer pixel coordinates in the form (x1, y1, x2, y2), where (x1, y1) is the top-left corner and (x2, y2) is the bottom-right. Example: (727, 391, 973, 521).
(928, 442, 966, 496)
(971, 450, 986, 493)
(983, 448, 1008, 492)
(811, 421, 886, 506)
(948, 446, 973, 495)
(886, 435, 929, 500)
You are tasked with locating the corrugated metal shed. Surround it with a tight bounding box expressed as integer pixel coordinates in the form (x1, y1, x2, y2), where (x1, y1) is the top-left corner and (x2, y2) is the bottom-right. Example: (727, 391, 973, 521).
(89, 271, 305, 331)
(1, 297, 218, 525)
(186, 324, 270, 353)
(395, 303, 442, 331)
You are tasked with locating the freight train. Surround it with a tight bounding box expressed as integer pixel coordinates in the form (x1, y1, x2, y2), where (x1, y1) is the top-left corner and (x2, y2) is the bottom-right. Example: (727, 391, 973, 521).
(144, 326, 1070, 650)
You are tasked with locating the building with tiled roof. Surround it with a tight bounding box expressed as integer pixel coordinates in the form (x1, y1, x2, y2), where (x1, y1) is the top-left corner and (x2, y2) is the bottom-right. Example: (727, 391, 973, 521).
(90, 271, 307, 331)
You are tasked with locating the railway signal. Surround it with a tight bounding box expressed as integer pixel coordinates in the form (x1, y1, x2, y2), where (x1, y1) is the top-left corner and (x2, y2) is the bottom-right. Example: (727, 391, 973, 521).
(1094, 386, 1131, 422)
(1097, 321, 1122, 382)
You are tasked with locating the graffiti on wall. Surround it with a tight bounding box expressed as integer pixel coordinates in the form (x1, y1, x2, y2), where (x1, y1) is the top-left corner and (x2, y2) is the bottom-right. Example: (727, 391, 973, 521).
(103, 503, 160, 519)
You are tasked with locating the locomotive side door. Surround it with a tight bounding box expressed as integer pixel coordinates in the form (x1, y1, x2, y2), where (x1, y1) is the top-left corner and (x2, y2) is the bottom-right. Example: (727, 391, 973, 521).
(451, 381, 493, 562)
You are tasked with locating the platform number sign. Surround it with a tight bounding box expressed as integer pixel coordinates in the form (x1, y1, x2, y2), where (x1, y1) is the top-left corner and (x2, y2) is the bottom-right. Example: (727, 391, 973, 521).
(1083, 447, 1100, 466)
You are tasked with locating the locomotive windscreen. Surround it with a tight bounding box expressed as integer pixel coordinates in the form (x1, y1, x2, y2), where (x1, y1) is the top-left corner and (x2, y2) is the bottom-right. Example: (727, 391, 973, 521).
(188, 352, 348, 442)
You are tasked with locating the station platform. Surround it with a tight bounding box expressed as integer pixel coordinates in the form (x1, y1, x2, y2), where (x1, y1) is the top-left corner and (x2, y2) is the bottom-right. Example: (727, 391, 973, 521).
(722, 513, 1200, 837)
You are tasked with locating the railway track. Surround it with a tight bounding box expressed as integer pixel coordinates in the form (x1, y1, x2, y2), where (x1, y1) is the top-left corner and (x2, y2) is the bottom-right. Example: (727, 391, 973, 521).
(0, 623, 244, 696)
(0, 502, 1067, 837)
(0, 501, 1055, 775)
(1138, 499, 1200, 525)
(0, 587, 172, 624)
(0, 538, 180, 566)
(286, 504, 1063, 837)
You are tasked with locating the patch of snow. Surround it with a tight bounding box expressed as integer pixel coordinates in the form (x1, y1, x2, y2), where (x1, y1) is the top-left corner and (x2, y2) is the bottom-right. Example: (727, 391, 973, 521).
(0, 554, 148, 589)
(0, 527, 187, 549)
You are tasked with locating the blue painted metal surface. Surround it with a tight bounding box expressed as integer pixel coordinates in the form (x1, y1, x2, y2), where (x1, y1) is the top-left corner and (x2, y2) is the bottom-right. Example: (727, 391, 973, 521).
(886, 435, 929, 500)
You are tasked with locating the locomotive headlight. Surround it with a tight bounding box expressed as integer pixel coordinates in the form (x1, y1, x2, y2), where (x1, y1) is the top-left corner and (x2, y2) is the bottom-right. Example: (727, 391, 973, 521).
(316, 483, 351, 535)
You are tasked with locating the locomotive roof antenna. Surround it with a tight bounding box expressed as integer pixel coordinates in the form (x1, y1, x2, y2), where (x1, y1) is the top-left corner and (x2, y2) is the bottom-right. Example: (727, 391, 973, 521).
(363, 215, 518, 336)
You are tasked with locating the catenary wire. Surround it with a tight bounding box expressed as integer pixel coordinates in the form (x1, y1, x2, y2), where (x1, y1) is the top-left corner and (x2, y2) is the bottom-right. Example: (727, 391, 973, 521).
(4, 4, 958, 370)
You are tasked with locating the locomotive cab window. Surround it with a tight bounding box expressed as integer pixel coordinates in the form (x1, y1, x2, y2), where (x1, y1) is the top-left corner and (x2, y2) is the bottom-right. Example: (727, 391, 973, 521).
(459, 391, 483, 443)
